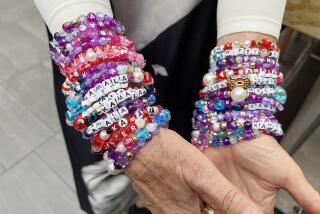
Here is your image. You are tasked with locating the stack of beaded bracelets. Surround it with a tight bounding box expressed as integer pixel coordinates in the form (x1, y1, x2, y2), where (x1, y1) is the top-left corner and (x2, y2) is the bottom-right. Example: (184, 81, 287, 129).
(191, 39, 287, 150)
(50, 12, 171, 174)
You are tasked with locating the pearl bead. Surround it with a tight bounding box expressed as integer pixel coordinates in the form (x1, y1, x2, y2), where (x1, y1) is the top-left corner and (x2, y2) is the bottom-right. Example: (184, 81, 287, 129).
(220, 122, 227, 130)
(133, 68, 144, 83)
(66, 43, 73, 51)
(203, 72, 216, 86)
(226, 70, 234, 77)
(117, 143, 127, 153)
(99, 130, 110, 140)
(135, 118, 145, 129)
(86, 49, 96, 61)
(213, 123, 220, 132)
(191, 130, 200, 138)
(243, 40, 251, 48)
(230, 87, 247, 102)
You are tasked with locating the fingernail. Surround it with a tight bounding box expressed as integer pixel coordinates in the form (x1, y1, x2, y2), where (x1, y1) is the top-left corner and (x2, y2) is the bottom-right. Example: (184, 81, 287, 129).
(243, 207, 262, 214)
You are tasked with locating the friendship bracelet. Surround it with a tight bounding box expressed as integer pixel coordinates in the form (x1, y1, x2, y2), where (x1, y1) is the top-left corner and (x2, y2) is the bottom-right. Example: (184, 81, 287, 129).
(50, 13, 171, 174)
(192, 39, 286, 150)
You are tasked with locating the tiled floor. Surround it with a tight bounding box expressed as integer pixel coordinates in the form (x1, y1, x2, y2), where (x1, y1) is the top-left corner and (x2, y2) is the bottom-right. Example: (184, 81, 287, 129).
(0, 1, 319, 214)
(0, 0, 84, 213)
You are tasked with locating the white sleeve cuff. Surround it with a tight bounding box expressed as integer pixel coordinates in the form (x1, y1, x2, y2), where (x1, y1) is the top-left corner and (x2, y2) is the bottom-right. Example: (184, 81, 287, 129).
(34, 0, 113, 34)
(217, 0, 286, 39)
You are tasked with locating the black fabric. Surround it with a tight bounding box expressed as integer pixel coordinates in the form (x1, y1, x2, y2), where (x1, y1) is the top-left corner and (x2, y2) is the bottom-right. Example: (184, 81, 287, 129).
(139, 0, 218, 140)
(50, 0, 218, 213)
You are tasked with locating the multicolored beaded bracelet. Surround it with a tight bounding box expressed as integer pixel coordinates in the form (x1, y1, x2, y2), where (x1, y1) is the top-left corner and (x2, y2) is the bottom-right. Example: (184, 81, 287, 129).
(51, 13, 171, 174)
(192, 39, 286, 150)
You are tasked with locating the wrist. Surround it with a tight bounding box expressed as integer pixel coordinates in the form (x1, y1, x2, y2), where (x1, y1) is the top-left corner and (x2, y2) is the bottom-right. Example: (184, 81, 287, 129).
(217, 32, 277, 45)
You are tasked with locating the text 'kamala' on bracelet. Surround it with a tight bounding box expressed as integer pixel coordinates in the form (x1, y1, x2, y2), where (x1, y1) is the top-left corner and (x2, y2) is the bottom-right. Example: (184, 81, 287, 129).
(50, 12, 171, 174)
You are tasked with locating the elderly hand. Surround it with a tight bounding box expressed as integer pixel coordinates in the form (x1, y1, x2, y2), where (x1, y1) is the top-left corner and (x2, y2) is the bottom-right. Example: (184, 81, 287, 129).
(125, 129, 261, 214)
(204, 134, 320, 214)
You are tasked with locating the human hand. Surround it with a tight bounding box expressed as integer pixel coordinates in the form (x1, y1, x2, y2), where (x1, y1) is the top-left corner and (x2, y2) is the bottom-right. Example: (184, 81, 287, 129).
(125, 128, 262, 214)
(204, 134, 320, 214)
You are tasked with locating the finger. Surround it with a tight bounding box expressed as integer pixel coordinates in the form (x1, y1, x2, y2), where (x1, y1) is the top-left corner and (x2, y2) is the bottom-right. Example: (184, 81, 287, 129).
(285, 170, 320, 214)
(186, 157, 262, 214)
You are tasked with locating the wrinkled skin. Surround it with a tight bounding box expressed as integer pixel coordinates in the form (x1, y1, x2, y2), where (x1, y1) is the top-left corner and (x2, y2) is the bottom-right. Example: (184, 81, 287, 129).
(126, 129, 261, 214)
(205, 134, 320, 214)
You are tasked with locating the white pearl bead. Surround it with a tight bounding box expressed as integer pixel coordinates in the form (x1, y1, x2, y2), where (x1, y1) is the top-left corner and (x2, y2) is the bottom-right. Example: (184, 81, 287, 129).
(117, 143, 127, 153)
(135, 118, 145, 129)
(226, 70, 234, 77)
(213, 123, 220, 132)
(66, 43, 73, 51)
(86, 49, 96, 61)
(244, 40, 251, 48)
(191, 130, 200, 138)
(146, 123, 157, 133)
(99, 130, 110, 140)
(73, 71, 79, 77)
(230, 87, 247, 102)
(203, 72, 216, 86)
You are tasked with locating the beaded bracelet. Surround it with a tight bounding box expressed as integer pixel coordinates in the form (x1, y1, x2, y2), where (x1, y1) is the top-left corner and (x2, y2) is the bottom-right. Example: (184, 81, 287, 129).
(51, 12, 171, 174)
(192, 39, 286, 150)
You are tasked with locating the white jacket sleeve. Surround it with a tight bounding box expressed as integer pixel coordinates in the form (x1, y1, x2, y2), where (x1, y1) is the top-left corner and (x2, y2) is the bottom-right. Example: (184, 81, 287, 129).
(33, 0, 113, 34)
(217, 0, 287, 39)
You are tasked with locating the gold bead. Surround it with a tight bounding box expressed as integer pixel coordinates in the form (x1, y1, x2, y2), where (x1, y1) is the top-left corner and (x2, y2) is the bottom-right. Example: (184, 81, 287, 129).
(71, 19, 77, 25)
(250, 62, 256, 68)
(95, 107, 102, 115)
(220, 122, 227, 130)
(127, 152, 133, 158)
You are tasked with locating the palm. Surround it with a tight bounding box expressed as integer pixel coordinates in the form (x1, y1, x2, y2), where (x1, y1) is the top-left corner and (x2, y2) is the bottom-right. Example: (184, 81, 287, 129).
(204, 134, 311, 213)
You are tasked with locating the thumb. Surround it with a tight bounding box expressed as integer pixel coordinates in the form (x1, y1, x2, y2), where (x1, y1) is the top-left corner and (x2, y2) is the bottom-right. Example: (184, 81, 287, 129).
(285, 168, 320, 214)
(186, 158, 262, 214)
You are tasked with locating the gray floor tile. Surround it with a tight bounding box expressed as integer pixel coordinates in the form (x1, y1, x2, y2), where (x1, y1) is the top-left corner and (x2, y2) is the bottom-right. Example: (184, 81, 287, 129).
(0, 85, 54, 168)
(0, 25, 48, 70)
(0, 163, 4, 174)
(2, 63, 61, 132)
(36, 133, 76, 191)
(18, 13, 48, 42)
(0, 154, 84, 214)
(0, 54, 20, 83)
(0, 5, 27, 26)
(14, 0, 41, 17)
